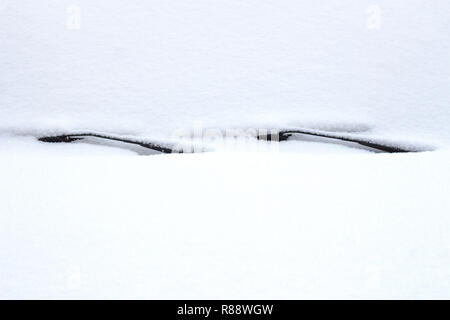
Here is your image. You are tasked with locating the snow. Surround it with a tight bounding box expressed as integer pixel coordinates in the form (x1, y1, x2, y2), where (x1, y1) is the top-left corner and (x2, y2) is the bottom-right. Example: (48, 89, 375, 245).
(1, 0, 450, 146)
(1, 1, 450, 299)
(1, 148, 450, 299)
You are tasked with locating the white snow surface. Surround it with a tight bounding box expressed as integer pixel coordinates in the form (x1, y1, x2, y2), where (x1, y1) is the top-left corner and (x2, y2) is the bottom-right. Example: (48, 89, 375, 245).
(1, 146, 450, 299)
(1, 1, 450, 299)
(1, 0, 450, 146)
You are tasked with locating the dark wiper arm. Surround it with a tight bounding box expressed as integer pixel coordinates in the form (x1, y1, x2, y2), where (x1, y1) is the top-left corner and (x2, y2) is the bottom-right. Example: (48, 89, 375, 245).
(39, 128, 430, 154)
(38, 133, 178, 153)
(260, 128, 423, 153)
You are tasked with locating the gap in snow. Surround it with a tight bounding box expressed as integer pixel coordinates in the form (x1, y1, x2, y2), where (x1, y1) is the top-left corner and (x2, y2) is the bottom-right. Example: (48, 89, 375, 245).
(35, 134, 409, 155)
(73, 137, 161, 156)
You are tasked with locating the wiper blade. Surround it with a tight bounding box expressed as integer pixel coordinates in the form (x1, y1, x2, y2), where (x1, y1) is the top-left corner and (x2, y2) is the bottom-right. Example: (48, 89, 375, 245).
(259, 128, 425, 153)
(39, 127, 429, 154)
(38, 133, 179, 154)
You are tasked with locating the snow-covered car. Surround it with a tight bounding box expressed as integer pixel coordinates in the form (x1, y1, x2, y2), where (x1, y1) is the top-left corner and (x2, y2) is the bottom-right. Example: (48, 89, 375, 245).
(1, 1, 449, 299)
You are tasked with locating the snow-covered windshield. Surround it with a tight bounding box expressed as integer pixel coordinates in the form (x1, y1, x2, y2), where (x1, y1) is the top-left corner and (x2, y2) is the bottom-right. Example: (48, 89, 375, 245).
(1, 1, 449, 150)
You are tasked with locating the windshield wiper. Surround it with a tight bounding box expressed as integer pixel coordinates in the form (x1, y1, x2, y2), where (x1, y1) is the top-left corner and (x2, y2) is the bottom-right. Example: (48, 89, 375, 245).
(39, 133, 179, 153)
(258, 128, 424, 153)
(39, 127, 427, 154)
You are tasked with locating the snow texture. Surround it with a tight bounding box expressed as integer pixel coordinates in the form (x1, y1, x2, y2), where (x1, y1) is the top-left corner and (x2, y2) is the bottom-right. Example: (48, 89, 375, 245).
(1, 150, 450, 299)
(1, 0, 450, 147)
(1, 1, 450, 299)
